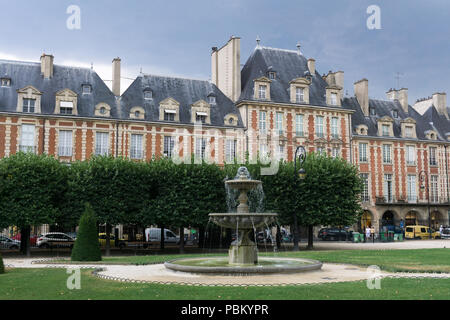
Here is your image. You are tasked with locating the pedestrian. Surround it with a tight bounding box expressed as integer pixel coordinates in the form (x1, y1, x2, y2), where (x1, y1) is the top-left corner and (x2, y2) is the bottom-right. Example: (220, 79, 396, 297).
(370, 226, 375, 243)
(440, 225, 443, 235)
(365, 226, 371, 243)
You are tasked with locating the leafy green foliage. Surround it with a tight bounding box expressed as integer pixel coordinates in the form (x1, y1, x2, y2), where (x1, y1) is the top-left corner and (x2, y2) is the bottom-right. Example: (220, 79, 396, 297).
(71, 203, 102, 261)
(0, 252, 4, 274)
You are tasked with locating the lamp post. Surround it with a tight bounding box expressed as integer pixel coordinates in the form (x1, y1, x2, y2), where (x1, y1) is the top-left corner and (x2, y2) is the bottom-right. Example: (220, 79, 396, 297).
(292, 146, 307, 251)
(419, 170, 432, 239)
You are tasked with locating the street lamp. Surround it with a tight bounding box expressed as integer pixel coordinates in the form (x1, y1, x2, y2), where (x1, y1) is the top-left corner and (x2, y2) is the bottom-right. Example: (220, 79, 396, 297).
(419, 170, 432, 239)
(291, 146, 307, 251)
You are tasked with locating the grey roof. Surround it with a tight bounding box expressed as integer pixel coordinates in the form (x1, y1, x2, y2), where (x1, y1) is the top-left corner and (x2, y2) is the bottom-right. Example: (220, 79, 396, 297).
(239, 46, 345, 108)
(0, 59, 117, 118)
(343, 96, 450, 141)
(120, 74, 243, 127)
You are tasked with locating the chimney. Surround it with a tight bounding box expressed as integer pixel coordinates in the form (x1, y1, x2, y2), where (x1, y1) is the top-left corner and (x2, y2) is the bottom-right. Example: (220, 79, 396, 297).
(354, 79, 369, 116)
(112, 58, 121, 96)
(211, 36, 241, 102)
(307, 59, 315, 75)
(334, 71, 344, 89)
(40, 54, 54, 79)
(386, 88, 398, 101)
(432, 92, 448, 119)
(398, 88, 408, 113)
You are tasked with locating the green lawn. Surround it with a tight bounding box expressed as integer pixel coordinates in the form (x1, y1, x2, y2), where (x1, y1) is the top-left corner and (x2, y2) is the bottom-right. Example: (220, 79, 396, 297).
(0, 268, 449, 300)
(48, 248, 450, 273)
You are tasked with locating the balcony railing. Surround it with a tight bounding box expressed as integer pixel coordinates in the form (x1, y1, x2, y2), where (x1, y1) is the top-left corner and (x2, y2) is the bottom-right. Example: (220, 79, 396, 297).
(19, 145, 36, 153)
(58, 146, 73, 157)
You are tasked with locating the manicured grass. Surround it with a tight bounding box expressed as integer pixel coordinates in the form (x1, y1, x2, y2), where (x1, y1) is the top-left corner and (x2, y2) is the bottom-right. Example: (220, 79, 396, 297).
(0, 268, 449, 300)
(45, 248, 450, 273)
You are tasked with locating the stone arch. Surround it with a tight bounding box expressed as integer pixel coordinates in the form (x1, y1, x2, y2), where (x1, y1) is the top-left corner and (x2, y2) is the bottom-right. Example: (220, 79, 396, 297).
(405, 210, 419, 226)
(431, 210, 444, 229)
(359, 210, 373, 232)
(381, 210, 399, 227)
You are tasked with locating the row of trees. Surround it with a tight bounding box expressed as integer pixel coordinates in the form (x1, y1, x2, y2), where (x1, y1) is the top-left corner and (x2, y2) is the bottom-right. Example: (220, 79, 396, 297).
(0, 152, 363, 256)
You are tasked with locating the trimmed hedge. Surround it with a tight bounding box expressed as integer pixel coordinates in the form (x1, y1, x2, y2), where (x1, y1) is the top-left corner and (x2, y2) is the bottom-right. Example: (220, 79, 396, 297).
(0, 252, 4, 274)
(71, 203, 102, 261)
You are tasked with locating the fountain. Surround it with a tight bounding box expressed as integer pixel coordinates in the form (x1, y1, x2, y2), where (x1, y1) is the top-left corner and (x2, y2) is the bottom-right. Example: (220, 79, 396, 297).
(164, 167, 322, 274)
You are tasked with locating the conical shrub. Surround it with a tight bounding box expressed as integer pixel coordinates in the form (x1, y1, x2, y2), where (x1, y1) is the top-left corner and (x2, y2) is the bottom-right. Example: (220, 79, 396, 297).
(0, 252, 4, 274)
(71, 203, 102, 261)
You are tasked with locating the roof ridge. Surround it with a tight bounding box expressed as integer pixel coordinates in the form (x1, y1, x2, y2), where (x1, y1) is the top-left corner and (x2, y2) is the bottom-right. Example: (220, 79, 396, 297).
(0, 59, 93, 72)
(140, 73, 210, 83)
(258, 46, 300, 54)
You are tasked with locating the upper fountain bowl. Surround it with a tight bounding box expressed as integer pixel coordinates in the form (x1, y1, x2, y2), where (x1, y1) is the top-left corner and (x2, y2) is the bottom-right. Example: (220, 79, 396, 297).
(225, 179, 261, 191)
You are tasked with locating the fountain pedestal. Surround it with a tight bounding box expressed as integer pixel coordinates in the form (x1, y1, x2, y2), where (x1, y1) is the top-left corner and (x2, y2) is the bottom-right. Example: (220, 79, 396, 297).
(229, 229, 257, 265)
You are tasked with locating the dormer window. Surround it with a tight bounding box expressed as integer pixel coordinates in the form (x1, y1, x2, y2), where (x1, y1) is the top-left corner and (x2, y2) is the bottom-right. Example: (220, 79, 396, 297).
(82, 84, 92, 94)
(1, 78, 10, 87)
(208, 96, 216, 105)
(393, 110, 398, 118)
(23, 98, 36, 113)
(100, 107, 107, 115)
(268, 72, 276, 80)
(258, 85, 267, 99)
(382, 124, 390, 136)
(144, 90, 153, 100)
(196, 112, 207, 124)
(164, 109, 176, 121)
(60, 101, 73, 115)
(330, 93, 338, 106)
(405, 126, 413, 138)
(370, 107, 376, 116)
(296, 87, 305, 103)
(135, 110, 141, 118)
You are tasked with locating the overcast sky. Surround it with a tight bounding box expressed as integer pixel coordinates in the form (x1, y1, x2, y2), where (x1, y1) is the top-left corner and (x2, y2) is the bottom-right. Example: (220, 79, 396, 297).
(1, 0, 450, 103)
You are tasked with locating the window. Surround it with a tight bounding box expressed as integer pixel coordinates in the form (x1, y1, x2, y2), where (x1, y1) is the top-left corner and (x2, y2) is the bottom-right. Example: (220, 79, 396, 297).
(23, 98, 35, 113)
(259, 111, 267, 134)
(130, 134, 143, 159)
(20, 124, 35, 153)
(58, 130, 73, 156)
(99, 107, 107, 115)
(195, 138, 207, 160)
(268, 72, 276, 80)
(144, 90, 152, 100)
(296, 87, 304, 103)
(406, 146, 415, 165)
(196, 113, 207, 124)
(331, 117, 339, 138)
(330, 93, 338, 106)
(332, 147, 340, 158)
(163, 136, 175, 158)
(382, 144, 391, 164)
(208, 96, 216, 104)
(429, 147, 437, 166)
(258, 85, 267, 99)
(407, 175, 417, 203)
(164, 110, 175, 121)
(317, 146, 325, 155)
(430, 175, 439, 203)
(359, 143, 368, 162)
(135, 110, 141, 118)
(360, 173, 369, 202)
(316, 116, 324, 138)
(95, 132, 109, 156)
(82, 84, 91, 94)
(405, 126, 413, 138)
(384, 174, 393, 202)
(1, 78, 10, 87)
(276, 112, 283, 135)
(295, 114, 304, 136)
(225, 139, 236, 163)
(382, 124, 390, 136)
(393, 110, 398, 118)
(370, 107, 376, 116)
(277, 145, 284, 160)
(60, 101, 73, 115)
(259, 142, 268, 158)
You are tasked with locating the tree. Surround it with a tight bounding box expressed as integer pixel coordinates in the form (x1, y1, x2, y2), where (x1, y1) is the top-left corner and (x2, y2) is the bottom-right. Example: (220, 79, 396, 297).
(0, 153, 67, 256)
(0, 252, 4, 274)
(71, 203, 102, 261)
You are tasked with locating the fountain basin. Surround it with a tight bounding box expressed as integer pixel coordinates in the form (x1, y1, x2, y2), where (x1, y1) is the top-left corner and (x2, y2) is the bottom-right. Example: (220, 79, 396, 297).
(164, 257, 323, 274)
(209, 213, 277, 229)
(225, 179, 262, 191)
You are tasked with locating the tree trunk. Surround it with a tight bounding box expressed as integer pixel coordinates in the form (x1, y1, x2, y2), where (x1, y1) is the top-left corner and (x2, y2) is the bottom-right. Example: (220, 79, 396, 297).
(198, 226, 205, 249)
(179, 227, 185, 254)
(105, 223, 111, 257)
(20, 225, 31, 257)
(307, 225, 314, 250)
(276, 224, 281, 250)
(292, 215, 300, 251)
(160, 226, 165, 251)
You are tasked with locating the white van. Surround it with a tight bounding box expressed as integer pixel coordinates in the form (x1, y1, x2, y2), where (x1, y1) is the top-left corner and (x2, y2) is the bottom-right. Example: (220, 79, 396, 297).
(144, 228, 180, 244)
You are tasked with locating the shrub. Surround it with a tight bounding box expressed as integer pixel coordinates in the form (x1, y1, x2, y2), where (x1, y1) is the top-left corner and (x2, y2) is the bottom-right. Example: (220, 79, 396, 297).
(71, 203, 102, 261)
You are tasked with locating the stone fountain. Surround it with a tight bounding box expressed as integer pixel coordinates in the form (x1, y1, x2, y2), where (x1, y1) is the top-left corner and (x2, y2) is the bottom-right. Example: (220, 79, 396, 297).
(164, 166, 322, 274)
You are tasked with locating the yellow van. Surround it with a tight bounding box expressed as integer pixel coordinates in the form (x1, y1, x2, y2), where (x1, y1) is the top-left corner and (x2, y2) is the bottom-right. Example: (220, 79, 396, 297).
(404, 225, 441, 240)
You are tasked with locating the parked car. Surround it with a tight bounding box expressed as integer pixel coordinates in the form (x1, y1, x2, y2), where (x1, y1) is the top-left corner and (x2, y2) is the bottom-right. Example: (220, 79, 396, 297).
(440, 227, 450, 239)
(318, 228, 353, 241)
(405, 225, 440, 240)
(98, 233, 127, 249)
(12, 233, 39, 246)
(144, 228, 180, 244)
(37, 232, 75, 249)
(0, 235, 20, 249)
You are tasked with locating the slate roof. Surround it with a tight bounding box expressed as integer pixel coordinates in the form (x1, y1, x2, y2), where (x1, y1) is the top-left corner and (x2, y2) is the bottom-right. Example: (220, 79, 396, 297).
(0, 59, 117, 118)
(343, 96, 450, 142)
(120, 74, 243, 127)
(239, 46, 347, 109)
